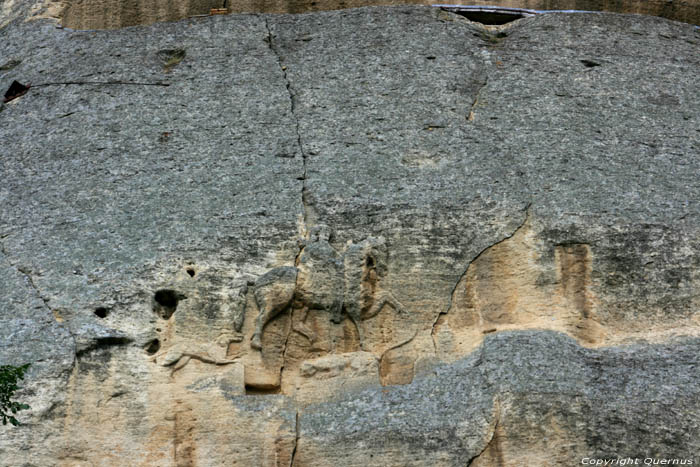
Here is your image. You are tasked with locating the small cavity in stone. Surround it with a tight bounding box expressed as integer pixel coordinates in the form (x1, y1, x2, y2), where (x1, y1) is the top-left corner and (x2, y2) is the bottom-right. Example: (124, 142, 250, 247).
(449, 9, 525, 25)
(145, 339, 160, 355)
(153, 289, 183, 319)
(3, 80, 30, 103)
(245, 385, 281, 395)
(94, 307, 109, 318)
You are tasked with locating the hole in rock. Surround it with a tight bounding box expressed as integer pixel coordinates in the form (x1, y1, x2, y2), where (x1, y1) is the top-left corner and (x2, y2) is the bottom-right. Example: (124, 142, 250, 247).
(580, 59, 602, 68)
(153, 289, 184, 319)
(145, 338, 161, 355)
(448, 9, 526, 25)
(94, 307, 109, 318)
(186, 268, 195, 277)
(245, 385, 281, 395)
(3, 80, 30, 103)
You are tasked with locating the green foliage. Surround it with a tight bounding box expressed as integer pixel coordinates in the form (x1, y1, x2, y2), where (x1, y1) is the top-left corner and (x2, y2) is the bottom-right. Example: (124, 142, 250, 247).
(0, 364, 30, 426)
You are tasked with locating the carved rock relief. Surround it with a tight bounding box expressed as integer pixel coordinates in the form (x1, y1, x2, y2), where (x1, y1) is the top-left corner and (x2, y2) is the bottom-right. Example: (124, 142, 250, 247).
(144, 214, 696, 401)
(246, 226, 414, 396)
(146, 278, 248, 375)
(60, 215, 698, 465)
(144, 225, 413, 401)
(249, 225, 407, 352)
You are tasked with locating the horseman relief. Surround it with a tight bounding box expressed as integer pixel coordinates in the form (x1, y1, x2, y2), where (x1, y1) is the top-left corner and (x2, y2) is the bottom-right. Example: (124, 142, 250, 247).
(249, 225, 406, 351)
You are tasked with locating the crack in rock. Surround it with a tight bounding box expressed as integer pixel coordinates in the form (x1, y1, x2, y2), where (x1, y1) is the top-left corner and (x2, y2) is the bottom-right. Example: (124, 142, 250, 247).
(0, 236, 53, 313)
(468, 75, 488, 122)
(289, 409, 300, 467)
(431, 203, 531, 353)
(264, 17, 315, 232)
(467, 337, 501, 467)
(1, 235, 79, 375)
(466, 396, 501, 466)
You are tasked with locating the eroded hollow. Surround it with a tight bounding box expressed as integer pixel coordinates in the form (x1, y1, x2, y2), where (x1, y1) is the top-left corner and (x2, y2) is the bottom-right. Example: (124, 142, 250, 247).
(144, 338, 161, 355)
(245, 385, 282, 395)
(581, 59, 602, 68)
(76, 336, 132, 356)
(94, 307, 109, 318)
(153, 289, 184, 319)
(451, 9, 527, 25)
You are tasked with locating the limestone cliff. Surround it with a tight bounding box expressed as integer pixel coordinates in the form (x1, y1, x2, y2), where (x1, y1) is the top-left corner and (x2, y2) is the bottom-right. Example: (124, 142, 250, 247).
(1, 5, 699, 466)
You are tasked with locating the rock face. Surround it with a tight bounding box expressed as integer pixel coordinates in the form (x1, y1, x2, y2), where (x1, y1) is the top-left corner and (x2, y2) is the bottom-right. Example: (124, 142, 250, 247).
(1, 5, 699, 466)
(3, 0, 700, 30)
(59, 0, 700, 29)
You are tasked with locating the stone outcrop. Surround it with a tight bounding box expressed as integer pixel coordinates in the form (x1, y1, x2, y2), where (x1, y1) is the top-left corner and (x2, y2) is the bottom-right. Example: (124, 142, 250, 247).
(1, 4, 699, 466)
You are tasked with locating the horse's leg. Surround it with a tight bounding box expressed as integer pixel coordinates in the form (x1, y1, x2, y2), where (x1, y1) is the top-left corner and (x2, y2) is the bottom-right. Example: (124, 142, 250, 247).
(365, 294, 388, 320)
(251, 303, 283, 350)
(383, 291, 406, 314)
(293, 306, 314, 342)
(330, 299, 343, 324)
(171, 355, 191, 372)
(348, 311, 365, 351)
(365, 291, 406, 320)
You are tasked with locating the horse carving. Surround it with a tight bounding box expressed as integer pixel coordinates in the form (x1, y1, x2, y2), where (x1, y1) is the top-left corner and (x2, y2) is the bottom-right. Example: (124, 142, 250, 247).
(249, 226, 405, 350)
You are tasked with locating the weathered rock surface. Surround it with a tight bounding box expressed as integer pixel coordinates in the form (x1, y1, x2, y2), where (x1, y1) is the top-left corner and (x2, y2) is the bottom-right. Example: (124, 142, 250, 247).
(0, 5, 699, 466)
(3, 0, 700, 30)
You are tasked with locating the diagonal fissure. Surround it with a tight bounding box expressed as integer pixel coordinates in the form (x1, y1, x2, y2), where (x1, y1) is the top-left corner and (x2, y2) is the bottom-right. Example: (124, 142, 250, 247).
(0, 236, 52, 313)
(430, 202, 531, 353)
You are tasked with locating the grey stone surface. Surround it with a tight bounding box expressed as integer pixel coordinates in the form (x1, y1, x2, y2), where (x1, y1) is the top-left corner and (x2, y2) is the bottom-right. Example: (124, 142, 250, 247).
(299, 331, 700, 465)
(0, 5, 698, 466)
(0, 13, 303, 322)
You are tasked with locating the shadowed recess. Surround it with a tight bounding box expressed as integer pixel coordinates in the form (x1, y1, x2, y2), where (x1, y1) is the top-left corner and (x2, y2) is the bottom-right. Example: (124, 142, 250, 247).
(153, 289, 185, 319)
